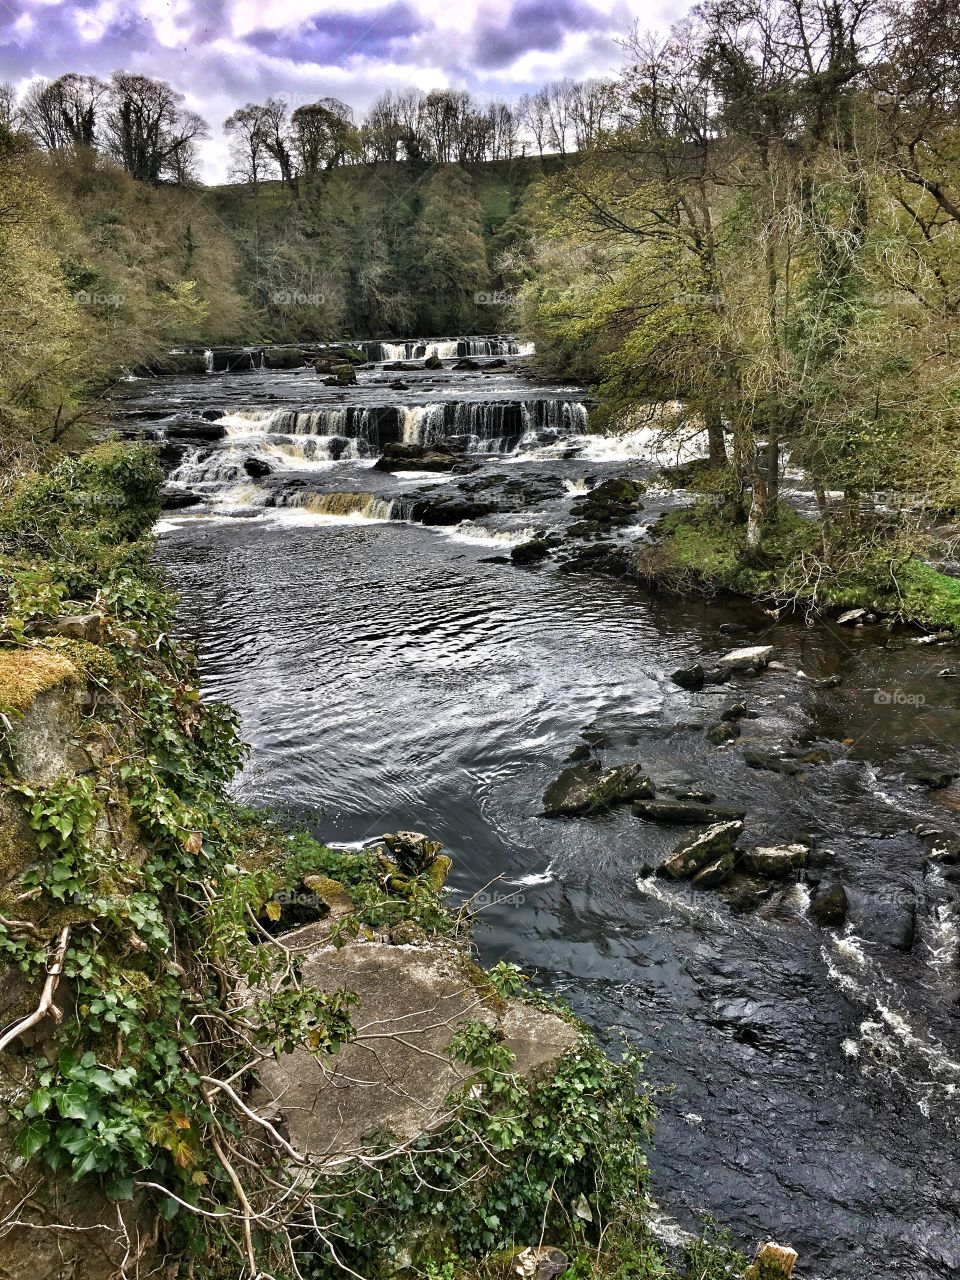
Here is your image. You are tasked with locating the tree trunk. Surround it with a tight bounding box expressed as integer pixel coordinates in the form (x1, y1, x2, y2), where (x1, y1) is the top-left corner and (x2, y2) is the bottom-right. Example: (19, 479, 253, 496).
(746, 464, 769, 551)
(706, 410, 727, 467)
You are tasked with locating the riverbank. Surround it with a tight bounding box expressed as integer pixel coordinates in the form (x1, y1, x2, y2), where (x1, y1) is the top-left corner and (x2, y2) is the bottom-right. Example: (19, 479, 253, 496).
(0, 445, 772, 1279)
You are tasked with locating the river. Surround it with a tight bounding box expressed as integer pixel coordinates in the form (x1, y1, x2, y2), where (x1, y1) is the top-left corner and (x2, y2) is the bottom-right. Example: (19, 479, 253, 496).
(121, 338, 960, 1279)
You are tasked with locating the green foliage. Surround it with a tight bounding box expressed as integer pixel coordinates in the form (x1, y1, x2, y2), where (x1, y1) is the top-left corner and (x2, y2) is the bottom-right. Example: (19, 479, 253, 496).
(0, 442, 163, 562)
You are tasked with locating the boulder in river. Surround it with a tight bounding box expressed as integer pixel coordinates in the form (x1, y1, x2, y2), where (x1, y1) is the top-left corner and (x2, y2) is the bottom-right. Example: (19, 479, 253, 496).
(809, 882, 848, 926)
(743, 749, 806, 776)
(166, 420, 227, 441)
(692, 851, 736, 889)
(746, 844, 809, 878)
(542, 762, 653, 817)
(161, 486, 204, 509)
(715, 644, 773, 672)
(658, 820, 744, 880)
(705, 720, 741, 745)
(243, 456, 272, 478)
(633, 798, 744, 824)
(671, 663, 706, 690)
(424, 353, 444, 369)
(904, 758, 958, 789)
(511, 539, 551, 566)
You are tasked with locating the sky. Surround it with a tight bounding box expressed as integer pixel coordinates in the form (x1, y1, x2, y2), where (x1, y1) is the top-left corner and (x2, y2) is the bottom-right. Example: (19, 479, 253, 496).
(0, 1, 686, 181)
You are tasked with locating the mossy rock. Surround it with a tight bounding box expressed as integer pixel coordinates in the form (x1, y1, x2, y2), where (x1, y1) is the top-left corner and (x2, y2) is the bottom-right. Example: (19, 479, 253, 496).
(0, 647, 79, 715)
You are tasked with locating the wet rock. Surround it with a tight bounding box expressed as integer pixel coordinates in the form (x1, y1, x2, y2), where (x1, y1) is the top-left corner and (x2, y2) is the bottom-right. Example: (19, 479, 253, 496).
(810, 674, 843, 689)
(720, 701, 751, 720)
(243, 456, 272, 478)
(454, 357, 481, 370)
(809, 882, 849, 926)
(715, 644, 773, 672)
(837, 608, 868, 624)
(511, 539, 551, 566)
(382, 360, 421, 372)
(263, 347, 306, 369)
(405, 491, 495, 524)
(692, 851, 736, 889)
(166, 420, 226, 441)
(926, 830, 960, 864)
(658, 820, 744, 879)
(322, 364, 358, 386)
(905, 758, 958, 789)
(743, 749, 806, 776)
(705, 720, 741, 745)
(747, 844, 809, 878)
(634, 799, 744, 824)
(424, 353, 444, 369)
(162, 486, 204, 509)
(671, 663, 705, 690)
(140, 351, 208, 375)
(542, 762, 653, 817)
(565, 743, 594, 763)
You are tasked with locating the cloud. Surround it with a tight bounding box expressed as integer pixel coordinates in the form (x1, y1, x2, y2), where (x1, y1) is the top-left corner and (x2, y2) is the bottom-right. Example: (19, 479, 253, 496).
(471, 0, 616, 70)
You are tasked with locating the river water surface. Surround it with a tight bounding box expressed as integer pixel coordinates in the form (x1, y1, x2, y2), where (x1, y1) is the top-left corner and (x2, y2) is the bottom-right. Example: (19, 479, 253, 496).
(126, 341, 960, 1279)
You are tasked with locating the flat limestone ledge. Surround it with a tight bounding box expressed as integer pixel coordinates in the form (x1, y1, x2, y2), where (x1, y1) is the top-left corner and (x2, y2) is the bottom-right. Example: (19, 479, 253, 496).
(252, 928, 580, 1160)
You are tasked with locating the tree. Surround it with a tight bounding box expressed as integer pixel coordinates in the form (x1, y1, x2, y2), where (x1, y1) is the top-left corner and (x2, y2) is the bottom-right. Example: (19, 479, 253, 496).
(103, 72, 206, 184)
(224, 103, 277, 191)
(291, 98, 361, 177)
(19, 74, 106, 151)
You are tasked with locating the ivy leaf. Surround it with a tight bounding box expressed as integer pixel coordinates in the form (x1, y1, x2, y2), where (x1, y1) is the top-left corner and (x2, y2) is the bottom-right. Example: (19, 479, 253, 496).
(17, 1119, 51, 1160)
(265, 900, 282, 922)
(57, 1082, 92, 1121)
(106, 1177, 134, 1202)
(28, 1087, 53, 1116)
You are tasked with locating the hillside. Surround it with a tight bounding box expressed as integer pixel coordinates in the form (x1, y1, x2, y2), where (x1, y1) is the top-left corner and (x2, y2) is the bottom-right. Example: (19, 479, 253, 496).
(203, 156, 560, 341)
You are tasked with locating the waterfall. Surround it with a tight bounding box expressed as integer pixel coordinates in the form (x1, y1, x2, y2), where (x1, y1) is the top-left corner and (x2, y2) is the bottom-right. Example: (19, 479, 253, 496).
(293, 491, 395, 520)
(204, 349, 214, 373)
(401, 404, 447, 446)
(457, 338, 521, 357)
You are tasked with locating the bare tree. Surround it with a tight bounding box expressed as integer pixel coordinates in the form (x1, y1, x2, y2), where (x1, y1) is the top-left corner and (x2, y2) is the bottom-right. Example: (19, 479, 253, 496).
(224, 102, 277, 191)
(20, 74, 107, 150)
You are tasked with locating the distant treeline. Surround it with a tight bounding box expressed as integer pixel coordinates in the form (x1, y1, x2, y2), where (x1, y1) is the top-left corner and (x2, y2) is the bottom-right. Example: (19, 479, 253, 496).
(0, 73, 615, 186)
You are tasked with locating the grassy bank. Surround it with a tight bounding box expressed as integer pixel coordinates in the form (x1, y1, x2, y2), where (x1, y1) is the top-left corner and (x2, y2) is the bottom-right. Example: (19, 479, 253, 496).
(633, 503, 960, 631)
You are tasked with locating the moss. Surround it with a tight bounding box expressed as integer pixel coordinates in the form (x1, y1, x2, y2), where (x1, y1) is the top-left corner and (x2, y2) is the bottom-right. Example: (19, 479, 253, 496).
(0, 788, 39, 884)
(38, 637, 118, 684)
(458, 956, 508, 1016)
(0, 647, 79, 714)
